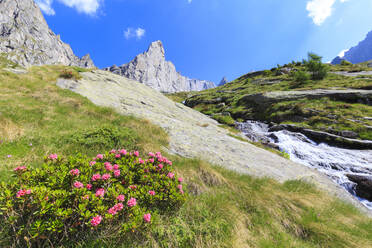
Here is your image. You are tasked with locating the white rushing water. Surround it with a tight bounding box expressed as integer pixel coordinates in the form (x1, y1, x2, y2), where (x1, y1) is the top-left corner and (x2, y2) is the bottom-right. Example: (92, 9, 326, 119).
(237, 121, 372, 209)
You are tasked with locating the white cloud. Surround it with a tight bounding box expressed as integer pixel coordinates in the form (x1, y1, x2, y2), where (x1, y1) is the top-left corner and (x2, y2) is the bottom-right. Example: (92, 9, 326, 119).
(188, 0, 192, 3)
(36, 0, 102, 16)
(124, 27, 146, 40)
(306, 0, 336, 25)
(306, 0, 350, 25)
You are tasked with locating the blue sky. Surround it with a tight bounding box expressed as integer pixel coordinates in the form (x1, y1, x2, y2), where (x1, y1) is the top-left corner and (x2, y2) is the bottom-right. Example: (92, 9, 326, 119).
(36, 0, 372, 83)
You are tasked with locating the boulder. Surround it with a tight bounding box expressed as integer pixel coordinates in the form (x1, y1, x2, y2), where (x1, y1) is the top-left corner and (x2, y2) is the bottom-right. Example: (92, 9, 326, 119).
(346, 174, 372, 201)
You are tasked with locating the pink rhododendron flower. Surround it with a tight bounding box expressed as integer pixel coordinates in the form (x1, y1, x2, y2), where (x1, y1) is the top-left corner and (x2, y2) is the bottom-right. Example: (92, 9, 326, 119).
(138, 158, 144, 164)
(178, 177, 183, 183)
(119, 149, 127, 155)
(167, 172, 175, 179)
(91, 215, 102, 226)
(148, 152, 155, 157)
(127, 197, 137, 207)
(115, 154, 121, 158)
(156, 152, 161, 157)
(83, 195, 89, 200)
(144, 169, 149, 173)
(14, 166, 27, 172)
(148, 190, 155, 196)
(143, 213, 151, 223)
(104, 162, 113, 171)
(113, 164, 119, 170)
(16, 189, 32, 198)
(86, 184, 92, 190)
(74, 181, 84, 188)
(116, 195, 125, 202)
(177, 185, 183, 191)
(102, 174, 111, 180)
(89, 161, 96, 166)
(180, 189, 184, 194)
(70, 169, 80, 176)
(92, 174, 101, 181)
(166, 160, 173, 166)
(129, 185, 137, 190)
(110, 149, 117, 154)
(49, 154, 58, 160)
(149, 158, 155, 163)
(158, 164, 163, 169)
(108, 207, 117, 215)
(95, 188, 105, 198)
(114, 170, 120, 177)
(96, 154, 104, 159)
(133, 151, 139, 157)
(115, 203, 124, 211)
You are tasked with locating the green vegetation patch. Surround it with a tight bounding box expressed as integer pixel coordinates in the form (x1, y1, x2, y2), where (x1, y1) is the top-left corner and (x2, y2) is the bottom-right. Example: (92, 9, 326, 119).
(182, 58, 372, 141)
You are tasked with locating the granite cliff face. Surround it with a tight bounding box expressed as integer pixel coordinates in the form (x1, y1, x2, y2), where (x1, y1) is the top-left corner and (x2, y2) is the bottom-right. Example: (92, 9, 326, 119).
(104, 41, 215, 93)
(332, 31, 372, 65)
(0, 0, 94, 68)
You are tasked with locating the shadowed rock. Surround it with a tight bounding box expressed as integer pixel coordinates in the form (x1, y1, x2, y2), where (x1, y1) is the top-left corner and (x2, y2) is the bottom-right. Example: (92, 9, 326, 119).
(347, 175, 372, 201)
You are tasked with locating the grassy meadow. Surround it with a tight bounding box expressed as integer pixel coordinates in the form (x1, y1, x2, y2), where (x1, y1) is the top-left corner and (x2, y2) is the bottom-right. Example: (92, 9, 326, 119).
(0, 63, 372, 247)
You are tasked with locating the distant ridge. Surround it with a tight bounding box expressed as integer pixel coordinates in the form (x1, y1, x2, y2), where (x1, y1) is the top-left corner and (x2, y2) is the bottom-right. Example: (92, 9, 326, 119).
(332, 31, 372, 65)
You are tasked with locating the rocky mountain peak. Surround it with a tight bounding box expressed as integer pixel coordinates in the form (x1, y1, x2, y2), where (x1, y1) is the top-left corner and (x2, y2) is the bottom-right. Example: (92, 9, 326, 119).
(332, 30, 372, 65)
(0, 0, 94, 68)
(104, 41, 215, 93)
(146, 40, 165, 58)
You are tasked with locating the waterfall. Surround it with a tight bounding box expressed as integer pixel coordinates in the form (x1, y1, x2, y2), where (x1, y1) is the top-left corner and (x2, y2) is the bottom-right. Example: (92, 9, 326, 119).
(237, 121, 372, 210)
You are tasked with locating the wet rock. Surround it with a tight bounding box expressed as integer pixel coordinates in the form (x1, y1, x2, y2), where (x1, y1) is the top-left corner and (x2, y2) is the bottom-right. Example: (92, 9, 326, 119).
(347, 174, 372, 201)
(268, 124, 372, 149)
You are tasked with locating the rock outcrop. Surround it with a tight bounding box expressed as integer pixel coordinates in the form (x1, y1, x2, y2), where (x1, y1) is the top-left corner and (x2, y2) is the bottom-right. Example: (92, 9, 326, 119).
(238, 89, 372, 106)
(0, 0, 94, 68)
(331, 30, 372, 64)
(104, 41, 215, 93)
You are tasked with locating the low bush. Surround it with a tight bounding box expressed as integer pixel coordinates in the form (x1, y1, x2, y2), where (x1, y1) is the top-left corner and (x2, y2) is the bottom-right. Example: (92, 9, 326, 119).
(0, 150, 186, 247)
(59, 69, 82, 81)
(68, 126, 138, 151)
(340, 60, 352, 66)
(292, 70, 310, 83)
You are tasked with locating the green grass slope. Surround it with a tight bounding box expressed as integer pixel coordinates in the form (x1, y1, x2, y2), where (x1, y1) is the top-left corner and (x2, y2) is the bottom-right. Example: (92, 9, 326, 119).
(178, 62, 372, 141)
(1, 63, 372, 247)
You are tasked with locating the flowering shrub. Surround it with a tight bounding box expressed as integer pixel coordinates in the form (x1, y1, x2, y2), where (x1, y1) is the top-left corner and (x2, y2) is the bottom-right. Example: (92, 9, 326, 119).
(0, 150, 186, 246)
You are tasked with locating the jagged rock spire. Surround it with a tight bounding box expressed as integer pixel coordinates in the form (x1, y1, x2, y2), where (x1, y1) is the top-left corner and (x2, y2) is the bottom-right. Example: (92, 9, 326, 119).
(104, 41, 215, 93)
